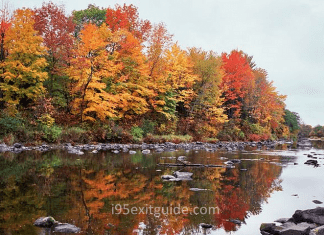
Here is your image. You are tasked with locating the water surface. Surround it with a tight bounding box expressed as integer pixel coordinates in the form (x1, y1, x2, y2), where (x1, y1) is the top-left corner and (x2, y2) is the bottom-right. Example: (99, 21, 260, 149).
(0, 142, 323, 234)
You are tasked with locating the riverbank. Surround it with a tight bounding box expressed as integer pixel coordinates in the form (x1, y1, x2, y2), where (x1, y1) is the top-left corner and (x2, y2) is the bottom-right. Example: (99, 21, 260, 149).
(0, 139, 303, 154)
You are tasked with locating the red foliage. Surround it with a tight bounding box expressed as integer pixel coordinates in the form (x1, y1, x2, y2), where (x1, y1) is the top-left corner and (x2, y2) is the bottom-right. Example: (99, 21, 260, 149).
(105, 4, 151, 41)
(220, 50, 254, 118)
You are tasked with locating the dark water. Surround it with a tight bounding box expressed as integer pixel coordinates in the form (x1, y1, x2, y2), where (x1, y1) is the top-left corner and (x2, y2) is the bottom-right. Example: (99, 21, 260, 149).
(0, 142, 324, 234)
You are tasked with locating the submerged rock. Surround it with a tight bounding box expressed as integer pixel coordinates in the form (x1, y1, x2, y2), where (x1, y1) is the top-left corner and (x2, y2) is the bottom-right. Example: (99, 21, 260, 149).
(304, 159, 319, 167)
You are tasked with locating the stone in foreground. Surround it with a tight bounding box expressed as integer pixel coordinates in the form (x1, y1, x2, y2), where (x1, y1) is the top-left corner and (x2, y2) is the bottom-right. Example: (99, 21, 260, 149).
(34, 217, 56, 228)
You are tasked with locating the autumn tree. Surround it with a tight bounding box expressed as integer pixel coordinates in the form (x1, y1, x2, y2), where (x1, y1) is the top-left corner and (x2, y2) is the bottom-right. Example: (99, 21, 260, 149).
(34, 2, 75, 109)
(105, 4, 151, 42)
(146, 22, 172, 78)
(220, 50, 254, 119)
(110, 31, 155, 121)
(0, 8, 47, 112)
(156, 43, 198, 121)
(67, 23, 119, 122)
(188, 48, 227, 137)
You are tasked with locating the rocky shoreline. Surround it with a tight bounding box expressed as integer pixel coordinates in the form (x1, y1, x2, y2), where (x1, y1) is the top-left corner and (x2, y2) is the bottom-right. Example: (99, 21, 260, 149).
(0, 139, 307, 154)
(261, 207, 324, 235)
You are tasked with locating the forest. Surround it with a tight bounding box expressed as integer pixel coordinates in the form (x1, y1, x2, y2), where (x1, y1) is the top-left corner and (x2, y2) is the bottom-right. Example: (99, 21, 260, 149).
(0, 2, 308, 144)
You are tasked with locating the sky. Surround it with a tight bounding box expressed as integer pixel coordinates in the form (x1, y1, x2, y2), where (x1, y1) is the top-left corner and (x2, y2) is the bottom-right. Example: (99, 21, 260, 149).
(8, 0, 324, 126)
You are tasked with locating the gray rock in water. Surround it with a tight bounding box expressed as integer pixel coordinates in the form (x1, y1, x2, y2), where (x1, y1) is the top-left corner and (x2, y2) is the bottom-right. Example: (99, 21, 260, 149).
(91, 150, 98, 153)
(13, 143, 22, 148)
(54, 223, 81, 233)
(304, 159, 319, 167)
(310, 225, 324, 235)
(189, 188, 209, 192)
(177, 156, 187, 161)
(161, 175, 176, 180)
(34, 217, 56, 228)
(173, 171, 193, 179)
(0, 143, 8, 152)
(200, 223, 213, 229)
(293, 207, 324, 225)
(129, 150, 136, 154)
(142, 149, 150, 154)
(313, 200, 323, 204)
(275, 222, 311, 235)
(155, 148, 164, 152)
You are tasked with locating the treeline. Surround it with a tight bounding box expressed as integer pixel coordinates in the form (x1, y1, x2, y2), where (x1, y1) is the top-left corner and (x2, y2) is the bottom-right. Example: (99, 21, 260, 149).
(0, 2, 301, 143)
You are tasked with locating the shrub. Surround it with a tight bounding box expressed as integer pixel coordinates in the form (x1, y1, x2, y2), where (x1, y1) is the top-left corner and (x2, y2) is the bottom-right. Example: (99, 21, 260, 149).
(141, 119, 156, 136)
(42, 125, 63, 143)
(0, 115, 24, 136)
(131, 126, 144, 142)
(61, 127, 89, 143)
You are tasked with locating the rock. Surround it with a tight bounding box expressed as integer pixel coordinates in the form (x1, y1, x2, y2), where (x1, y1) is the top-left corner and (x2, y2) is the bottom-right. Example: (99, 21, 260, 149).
(34, 216, 56, 228)
(304, 159, 319, 167)
(308, 154, 317, 159)
(224, 161, 234, 165)
(313, 200, 323, 204)
(200, 223, 213, 229)
(53, 223, 81, 233)
(155, 148, 164, 152)
(0, 143, 8, 152)
(310, 225, 324, 235)
(173, 171, 193, 179)
(293, 207, 324, 225)
(91, 150, 98, 153)
(260, 223, 276, 233)
(112, 150, 119, 154)
(161, 175, 176, 180)
(13, 143, 22, 148)
(129, 150, 136, 154)
(142, 149, 150, 154)
(189, 188, 209, 192)
(229, 219, 243, 225)
(275, 222, 311, 235)
(177, 156, 187, 161)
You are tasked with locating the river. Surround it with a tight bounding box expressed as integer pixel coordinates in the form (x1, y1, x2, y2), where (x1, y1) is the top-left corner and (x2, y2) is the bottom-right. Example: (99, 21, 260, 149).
(0, 141, 323, 234)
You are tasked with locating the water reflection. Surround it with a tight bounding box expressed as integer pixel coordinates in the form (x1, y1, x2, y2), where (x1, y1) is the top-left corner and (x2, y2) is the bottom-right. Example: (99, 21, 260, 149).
(0, 148, 285, 234)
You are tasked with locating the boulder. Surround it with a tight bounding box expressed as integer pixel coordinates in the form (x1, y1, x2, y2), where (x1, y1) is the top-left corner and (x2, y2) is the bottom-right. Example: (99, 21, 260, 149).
(34, 217, 56, 228)
(129, 150, 136, 154)
(275, 222, 312, 235)
(310, 225, 324, 235)
(293, 207, 324, 225)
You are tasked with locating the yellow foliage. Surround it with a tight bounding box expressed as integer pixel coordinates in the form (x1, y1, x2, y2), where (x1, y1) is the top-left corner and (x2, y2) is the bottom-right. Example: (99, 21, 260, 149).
(0, 8, 48, 109)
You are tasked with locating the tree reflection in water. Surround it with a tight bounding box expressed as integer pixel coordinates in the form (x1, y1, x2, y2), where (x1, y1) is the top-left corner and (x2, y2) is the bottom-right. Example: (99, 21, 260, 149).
(0, 149, 283, 234)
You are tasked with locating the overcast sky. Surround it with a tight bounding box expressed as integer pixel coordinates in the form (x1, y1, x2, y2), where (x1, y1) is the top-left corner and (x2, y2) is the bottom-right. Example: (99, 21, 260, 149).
(9, 0, 324, 126)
